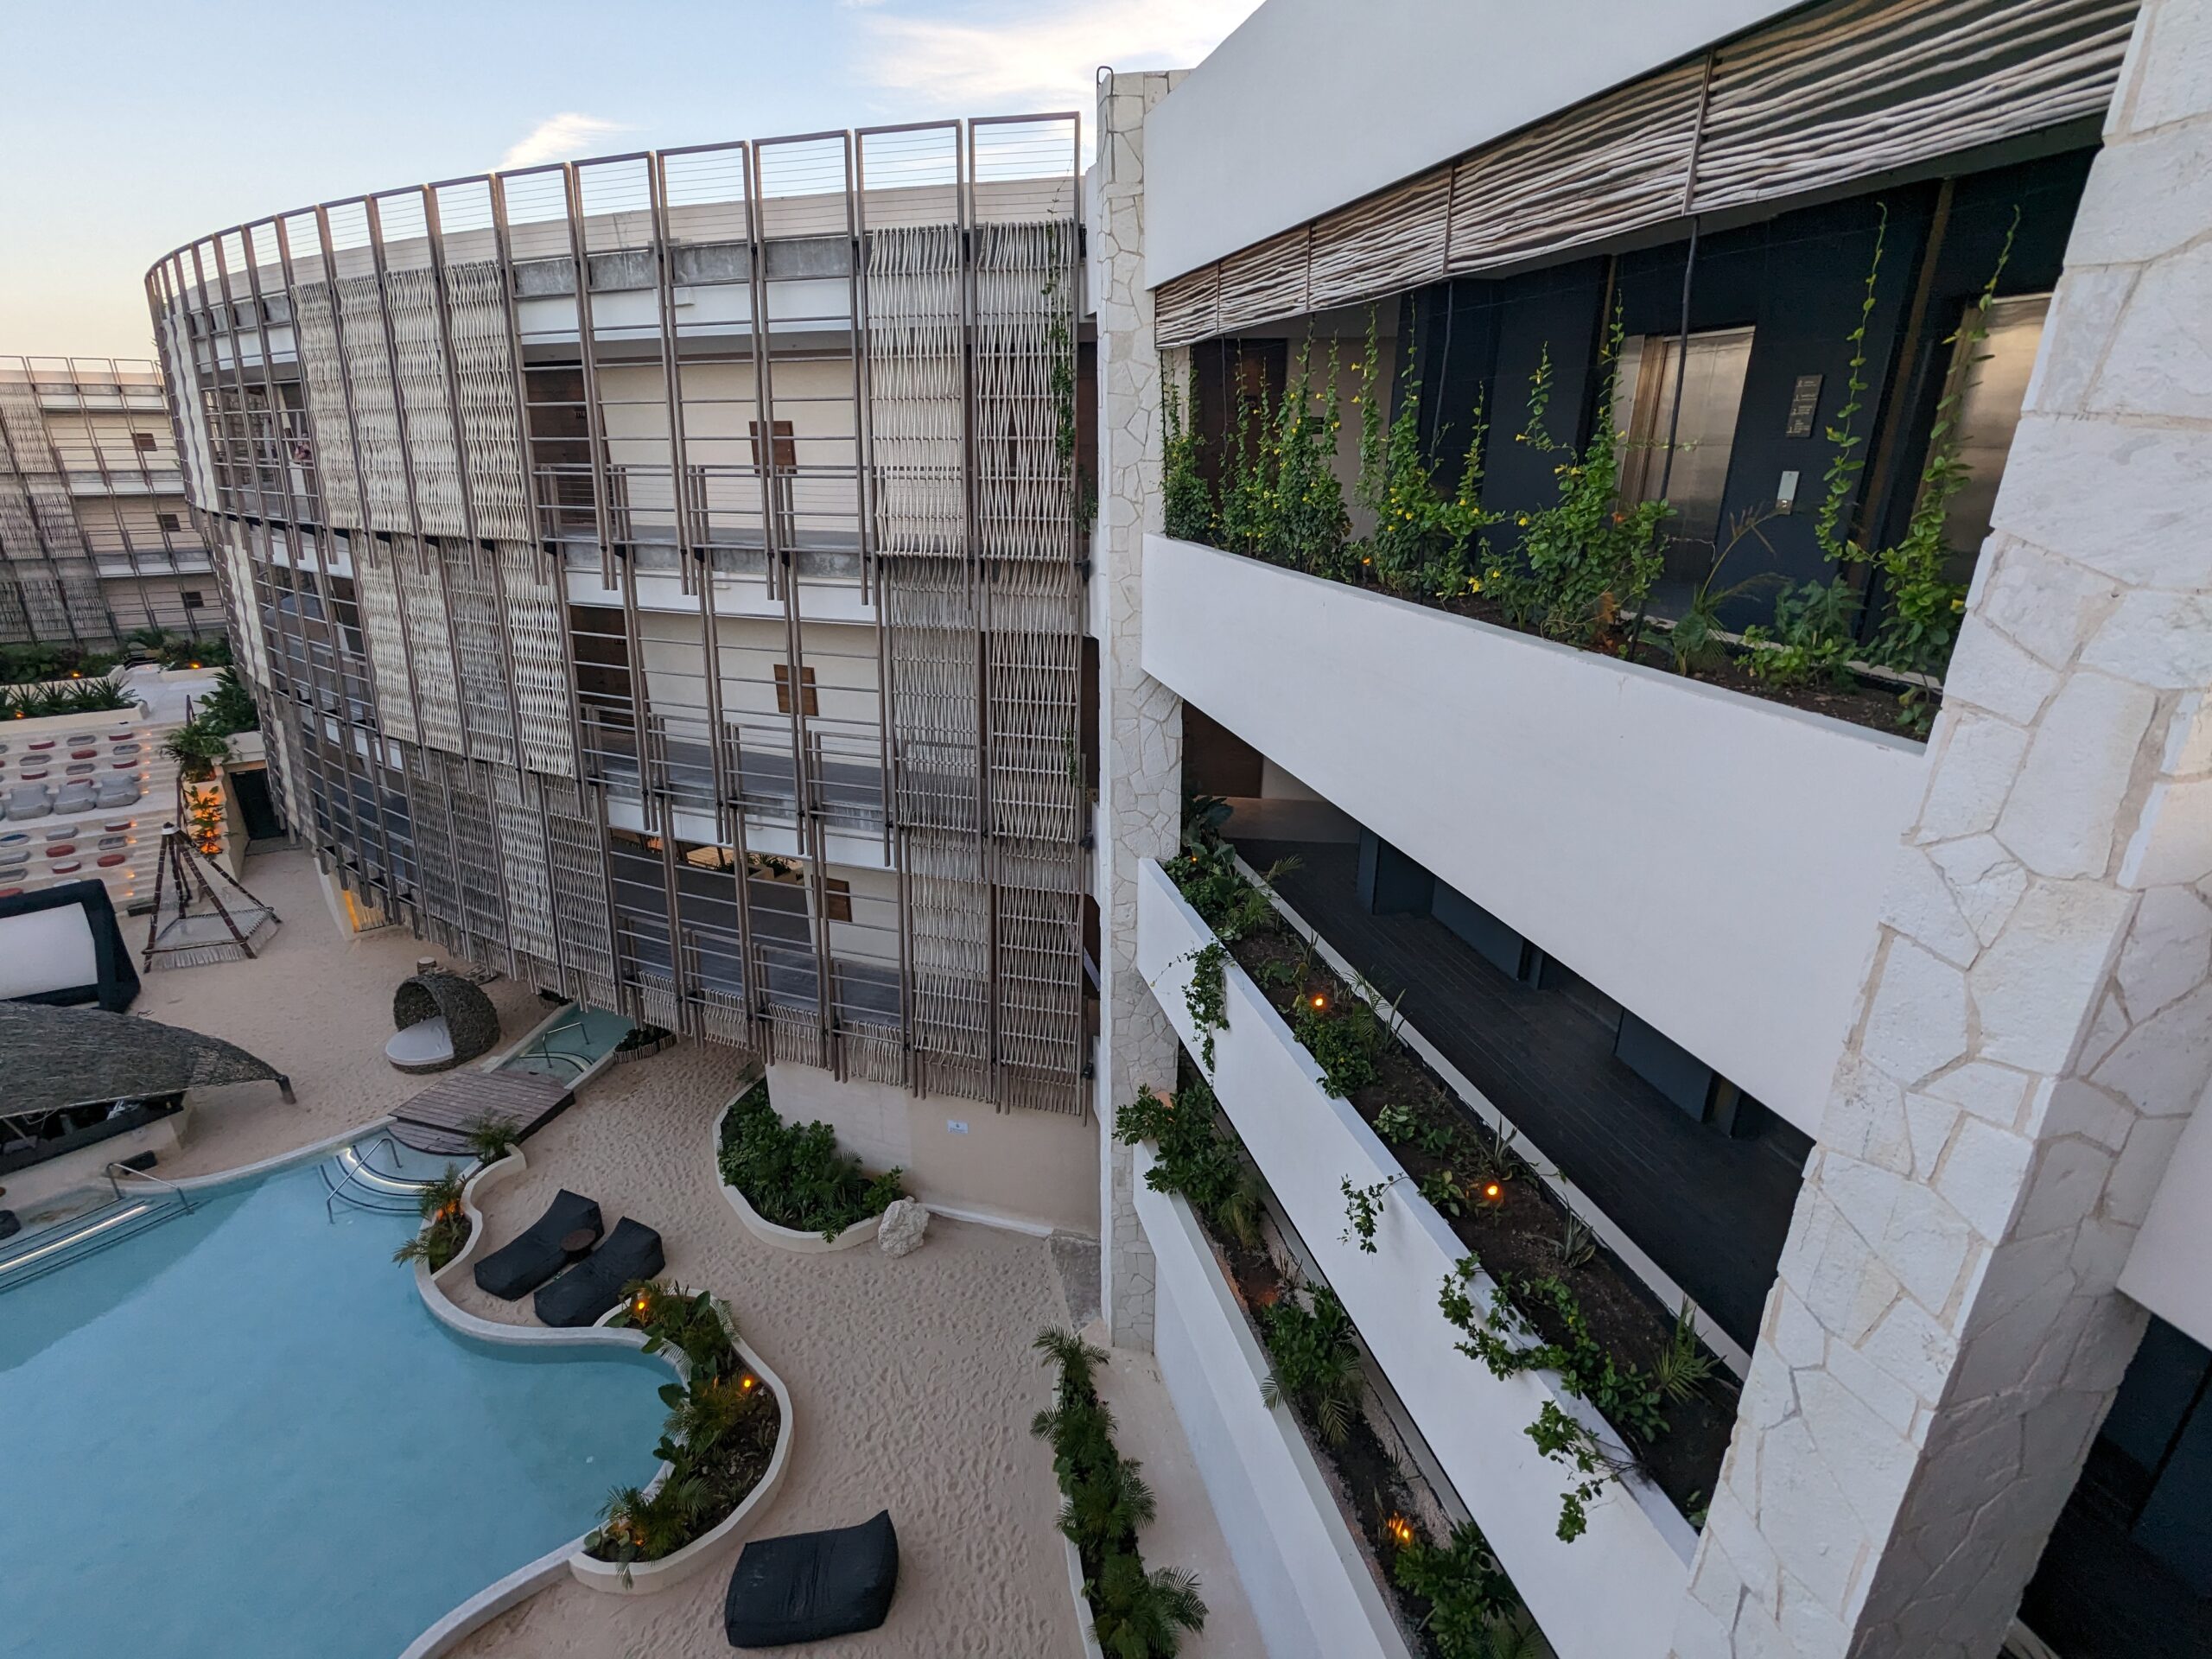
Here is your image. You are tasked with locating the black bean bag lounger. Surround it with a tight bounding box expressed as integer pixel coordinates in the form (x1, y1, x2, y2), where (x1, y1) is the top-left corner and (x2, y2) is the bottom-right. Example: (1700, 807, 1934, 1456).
(724, 1510, 899, 1648)
(533, 1217, 664, 1328)
(472, 1188, 603, 1301)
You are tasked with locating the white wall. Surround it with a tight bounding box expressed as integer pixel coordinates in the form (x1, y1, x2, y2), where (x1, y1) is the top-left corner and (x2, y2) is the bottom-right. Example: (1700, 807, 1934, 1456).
(764, 1061, 1097, 1236)
(2120, 1087, 2212, 1351)
(1144, 537, 1924, 1133)
(1142, 0, 1797, 288)
(1140, 860, 1694, 1659)
(1135, 1148, 1413, 1659)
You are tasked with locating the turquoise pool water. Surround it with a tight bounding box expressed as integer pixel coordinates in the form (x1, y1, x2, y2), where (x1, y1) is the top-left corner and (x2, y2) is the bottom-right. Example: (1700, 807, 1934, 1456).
(500, 1003, 634, 1081)
(0, 1156, 669, 1659)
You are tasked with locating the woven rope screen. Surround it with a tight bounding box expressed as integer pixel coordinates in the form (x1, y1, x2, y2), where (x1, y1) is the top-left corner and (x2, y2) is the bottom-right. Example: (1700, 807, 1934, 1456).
(1154, 0, 2137, 346)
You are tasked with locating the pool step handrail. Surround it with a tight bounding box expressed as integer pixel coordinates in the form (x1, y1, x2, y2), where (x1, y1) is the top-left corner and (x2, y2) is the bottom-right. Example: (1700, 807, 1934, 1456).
(105, 1160, 195, 1214)
(322, 1133, 441, 1221)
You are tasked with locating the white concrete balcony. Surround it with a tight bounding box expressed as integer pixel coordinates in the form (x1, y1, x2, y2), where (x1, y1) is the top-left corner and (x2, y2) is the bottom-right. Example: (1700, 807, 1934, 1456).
(1141, 534, 1926, 1135)
(1136, 856, 1697, 1659)
(1132, 1145, 1414, 1659)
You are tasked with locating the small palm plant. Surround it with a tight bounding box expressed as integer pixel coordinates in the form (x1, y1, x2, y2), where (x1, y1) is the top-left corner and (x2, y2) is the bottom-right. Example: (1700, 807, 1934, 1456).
(1085, 1551, 1208, 1659)
(391, 1164, 470, 1270)
(461, 1115, 521, 1166)
(588, 1476, 715, 1583)
(1058, 1453, 1158, 1562)
(1258, 1284, 1365, 1447)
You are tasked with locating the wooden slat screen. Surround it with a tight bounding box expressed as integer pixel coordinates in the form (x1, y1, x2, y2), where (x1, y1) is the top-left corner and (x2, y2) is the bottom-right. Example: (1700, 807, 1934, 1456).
(1154, 0, 2137, 346)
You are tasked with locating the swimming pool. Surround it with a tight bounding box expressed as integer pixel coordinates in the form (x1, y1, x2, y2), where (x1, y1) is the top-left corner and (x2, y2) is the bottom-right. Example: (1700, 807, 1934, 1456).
(0, 1154, 670, 1659)
(499, 1002, 635, 1083)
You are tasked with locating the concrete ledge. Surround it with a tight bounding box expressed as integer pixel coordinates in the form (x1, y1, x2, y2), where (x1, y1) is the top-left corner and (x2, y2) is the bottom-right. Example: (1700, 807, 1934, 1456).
(1063, 1535, 1108, 1659)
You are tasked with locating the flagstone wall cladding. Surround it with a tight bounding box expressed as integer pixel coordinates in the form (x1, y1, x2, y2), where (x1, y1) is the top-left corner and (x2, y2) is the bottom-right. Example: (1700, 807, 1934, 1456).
(1093, 69, 1185, 1351)
(1673, 3, 2212, 1653)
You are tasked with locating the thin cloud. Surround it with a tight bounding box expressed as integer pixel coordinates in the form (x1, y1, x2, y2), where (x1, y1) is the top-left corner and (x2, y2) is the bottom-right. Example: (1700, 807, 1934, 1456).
(855, 0, 1262, 112)
(499, 112, 632, 170)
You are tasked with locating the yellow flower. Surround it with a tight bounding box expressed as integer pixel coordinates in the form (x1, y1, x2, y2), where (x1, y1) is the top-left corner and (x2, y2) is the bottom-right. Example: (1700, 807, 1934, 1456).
(1467, 576, 1484, 594)
(1951, 597, 1965, 612)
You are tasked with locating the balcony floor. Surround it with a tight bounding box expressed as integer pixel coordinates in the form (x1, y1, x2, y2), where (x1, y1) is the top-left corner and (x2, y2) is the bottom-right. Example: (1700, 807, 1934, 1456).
(1236, 836, 1806, 1351)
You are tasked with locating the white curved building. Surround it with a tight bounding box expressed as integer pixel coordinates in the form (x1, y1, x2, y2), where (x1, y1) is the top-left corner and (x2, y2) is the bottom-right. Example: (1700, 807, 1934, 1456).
(149, 118, 1101, 1226)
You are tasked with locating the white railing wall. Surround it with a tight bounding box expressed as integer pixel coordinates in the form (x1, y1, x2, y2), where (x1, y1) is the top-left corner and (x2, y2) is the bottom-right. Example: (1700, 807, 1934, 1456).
(1137, 857, 1697, 1659)
(1141, 536, 1926, 1135)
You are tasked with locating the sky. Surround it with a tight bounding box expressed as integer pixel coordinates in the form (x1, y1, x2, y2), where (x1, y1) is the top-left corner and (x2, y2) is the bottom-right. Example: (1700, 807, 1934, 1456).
(1, 0, 1262, 360)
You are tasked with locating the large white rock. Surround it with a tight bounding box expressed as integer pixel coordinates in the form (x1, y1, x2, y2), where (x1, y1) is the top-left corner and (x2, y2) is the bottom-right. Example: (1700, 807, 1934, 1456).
(876, 1197, 930, 1257)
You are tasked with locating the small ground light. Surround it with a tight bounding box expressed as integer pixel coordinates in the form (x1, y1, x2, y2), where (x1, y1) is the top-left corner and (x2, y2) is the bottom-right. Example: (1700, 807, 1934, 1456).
(739, 1374, 756, 1392)
(1385, 1514, 1415, 1548)
(1310, 993, 1326, 1010)
(1482, 1181, 1503, 1203)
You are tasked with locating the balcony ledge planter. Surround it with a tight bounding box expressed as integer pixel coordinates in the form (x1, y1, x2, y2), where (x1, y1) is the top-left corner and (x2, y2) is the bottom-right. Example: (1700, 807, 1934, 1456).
(1136, 856, 1695, 1659)
(712, 1094, 880, 1254)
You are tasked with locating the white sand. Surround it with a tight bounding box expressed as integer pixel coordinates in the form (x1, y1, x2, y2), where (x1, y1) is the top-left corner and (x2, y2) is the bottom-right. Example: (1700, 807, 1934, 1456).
(137, 848, 545, 1180)
(132, 847, 1262, 1658)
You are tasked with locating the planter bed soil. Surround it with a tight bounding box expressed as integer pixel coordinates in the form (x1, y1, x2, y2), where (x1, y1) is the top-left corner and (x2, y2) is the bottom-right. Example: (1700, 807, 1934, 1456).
(1189, 861, 1738, 1526)
(582, 1380, 781, 1568)
(1173, 1065, 1486, 1659)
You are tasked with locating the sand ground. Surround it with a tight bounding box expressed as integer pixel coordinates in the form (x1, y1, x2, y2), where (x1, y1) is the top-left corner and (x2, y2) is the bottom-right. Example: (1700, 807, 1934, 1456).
(127, 847, 1264, 1659)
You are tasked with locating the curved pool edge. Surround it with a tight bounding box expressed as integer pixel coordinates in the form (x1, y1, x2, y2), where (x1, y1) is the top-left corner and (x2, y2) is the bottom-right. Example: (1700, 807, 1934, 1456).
(404, 1168, 794, 1641)
(160, 1115, 398, 1195)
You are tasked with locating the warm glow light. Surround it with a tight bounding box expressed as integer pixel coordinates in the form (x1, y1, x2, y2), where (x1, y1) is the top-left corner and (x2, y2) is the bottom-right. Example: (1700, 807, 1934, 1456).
(1385, 1514, 1415, 1548)
(1310, 994, 1326, 1009)
(1483, 1182, 1503, 1202)
(740, 1374, 756, 1391)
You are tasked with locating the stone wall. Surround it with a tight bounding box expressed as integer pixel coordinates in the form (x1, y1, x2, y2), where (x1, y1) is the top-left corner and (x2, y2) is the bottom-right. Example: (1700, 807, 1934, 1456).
(1672, 3, 2212, 1653)
(1093, 69, 1186, 1350)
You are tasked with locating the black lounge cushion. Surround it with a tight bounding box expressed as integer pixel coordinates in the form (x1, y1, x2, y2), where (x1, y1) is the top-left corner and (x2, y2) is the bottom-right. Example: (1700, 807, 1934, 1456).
(472, 1188, 602, 1301)
(724, 1510, 899, 1648)
(533, 1216, 664, 1328)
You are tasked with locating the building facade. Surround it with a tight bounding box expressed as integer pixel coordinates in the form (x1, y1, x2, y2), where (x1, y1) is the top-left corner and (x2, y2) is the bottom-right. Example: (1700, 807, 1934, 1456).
(0, 356, 217, 645)
(142, 3, 2212, 1655)
(148, 118, 1103, 1230)
(1090, 2, 2212, 1658)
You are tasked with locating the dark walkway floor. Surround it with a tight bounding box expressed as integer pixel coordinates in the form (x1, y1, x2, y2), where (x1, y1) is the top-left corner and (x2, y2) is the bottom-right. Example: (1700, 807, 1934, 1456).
(2018, 1440, 2212, 1659)
(1238, 837, 1806, 1350)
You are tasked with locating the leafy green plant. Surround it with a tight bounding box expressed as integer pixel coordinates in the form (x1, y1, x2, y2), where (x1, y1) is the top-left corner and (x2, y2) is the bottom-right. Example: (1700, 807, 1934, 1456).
(1161, 364, 1213, 543)
(1183, 942, 1228, 1072)
(1391, 1521, 1525, 1659)
(1087, 1552, 1210, 1659)
(1741, 575, 1865, 689)
(1340, 1174, 1400, 1254)
(1033, 1327, 1208, 1658)
(610, 1281, 740, 1379)
(1802, 204, 2019, 732)
(1660, 507, 1782, 676)
(1440, 1256, 1666, 1445)
(1424, 1167, 1477, 1218)
(195, 666, 259, 737)
(1484, 327, 1669, 650)
(461, 1114, 521, 1166)
(717, 1078, 905, 1240)
(2, 675, 137, 721)
(1293, 992, 1382, 1098)
(1464, 1118, 1521, 1190)
(391, 1164, 470, 1271)
(161, 721, 232, 783)
(1552, 1209, 1596, 1272)
(0, 643, 121, 684)
(1258, 1283, 1364, 1447)
(1526, 1400, 1637, 1543)
(1115, 1076, 1264, 1248)
(1651, 1299, 1717, 1405)
(1167, 835, 1290, 944)
(1352, 314, 1502, 602)
(588, 1286, 779, 1579)
(1216, 346, 1350, 576)
(1373, 1103, 1420, 1146)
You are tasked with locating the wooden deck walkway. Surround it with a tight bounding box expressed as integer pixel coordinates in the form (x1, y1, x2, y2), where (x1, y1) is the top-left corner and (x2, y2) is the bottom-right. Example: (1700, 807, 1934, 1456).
(390, 1068, 575, 1158)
